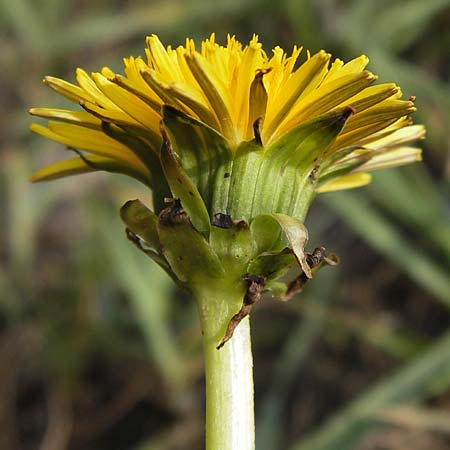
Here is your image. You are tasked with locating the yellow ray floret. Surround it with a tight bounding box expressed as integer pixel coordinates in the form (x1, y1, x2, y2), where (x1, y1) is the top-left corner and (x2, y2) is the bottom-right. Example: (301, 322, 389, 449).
(30, 34, 423, 194)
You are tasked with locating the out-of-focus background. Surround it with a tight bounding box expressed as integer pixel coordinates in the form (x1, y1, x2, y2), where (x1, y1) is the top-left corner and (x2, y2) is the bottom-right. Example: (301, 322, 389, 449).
(1, 1, 450, 449)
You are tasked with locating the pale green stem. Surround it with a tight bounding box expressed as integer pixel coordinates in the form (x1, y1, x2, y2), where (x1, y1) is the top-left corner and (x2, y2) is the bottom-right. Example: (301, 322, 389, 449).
(203, 316, 254, 450)
(191, 187, 315, 450)
(196, 286, 254, 450)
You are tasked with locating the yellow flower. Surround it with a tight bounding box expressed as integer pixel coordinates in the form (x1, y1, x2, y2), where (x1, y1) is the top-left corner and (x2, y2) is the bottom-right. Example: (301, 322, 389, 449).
(30, 34, 424, 218)
(28, 33, 428, 365)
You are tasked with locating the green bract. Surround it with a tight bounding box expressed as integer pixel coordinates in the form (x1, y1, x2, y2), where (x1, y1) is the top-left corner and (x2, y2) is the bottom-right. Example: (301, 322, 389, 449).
(119, 106, 351, 343)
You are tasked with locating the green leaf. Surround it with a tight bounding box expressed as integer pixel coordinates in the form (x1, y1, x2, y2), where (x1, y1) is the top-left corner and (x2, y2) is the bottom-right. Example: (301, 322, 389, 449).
(160, 124, 211, 237)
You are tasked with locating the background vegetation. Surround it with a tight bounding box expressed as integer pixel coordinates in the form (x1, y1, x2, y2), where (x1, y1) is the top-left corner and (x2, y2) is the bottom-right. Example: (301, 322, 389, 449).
(1, 0, 450, 449)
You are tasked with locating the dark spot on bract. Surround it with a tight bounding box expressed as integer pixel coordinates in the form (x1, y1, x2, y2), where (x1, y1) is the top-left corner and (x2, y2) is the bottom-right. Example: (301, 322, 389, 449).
(159, 198, 191, 226)
(212, 212, 234, 228)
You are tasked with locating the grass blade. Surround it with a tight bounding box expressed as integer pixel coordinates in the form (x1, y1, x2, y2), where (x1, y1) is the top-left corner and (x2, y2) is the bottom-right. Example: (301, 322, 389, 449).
(289, 328, 450, 450)
(321, 191, 450, 308)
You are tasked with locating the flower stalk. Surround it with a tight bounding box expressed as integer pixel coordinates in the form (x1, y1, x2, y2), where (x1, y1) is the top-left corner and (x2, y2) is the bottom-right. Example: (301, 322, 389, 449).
(204, 317, 254, 450)
(197, 285, 255, 450)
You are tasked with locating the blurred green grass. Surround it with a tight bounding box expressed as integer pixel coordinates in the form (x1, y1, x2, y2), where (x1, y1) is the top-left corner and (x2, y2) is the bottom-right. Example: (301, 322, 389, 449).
(1, 1, 450, 449)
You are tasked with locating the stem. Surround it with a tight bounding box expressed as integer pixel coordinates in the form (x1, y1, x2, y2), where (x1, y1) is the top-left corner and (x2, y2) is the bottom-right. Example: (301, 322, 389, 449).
(196, 287, 255, 450)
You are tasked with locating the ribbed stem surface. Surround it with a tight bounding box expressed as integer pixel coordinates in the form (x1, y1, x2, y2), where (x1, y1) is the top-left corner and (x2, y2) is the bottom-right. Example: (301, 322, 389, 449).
(196, 287, 254, 450)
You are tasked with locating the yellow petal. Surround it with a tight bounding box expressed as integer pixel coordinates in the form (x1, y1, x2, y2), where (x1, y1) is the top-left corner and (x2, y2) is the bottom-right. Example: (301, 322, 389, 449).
(364, 124, 426, 150)
(334, 119, 403, 150)
(31, 154, 150, 185)
(43, 76, 96, 104)
(334, 116, 412, 150)
(140, 68, 219, 129)
(31, 156, 98, 181)
(32, 35, 425, 195)
(324, 58, 344, 81)
(277, 70, 377, 139)
(357, 146, 422, 171)
(91, 72, 161, 131)
(146, 34, 183, 80)
(343, 99, 416, 133)
(340, 83, 399, 115)
(29, 108, 101, 128)
(79, 100, 141, 127)
(31, 122, 145, 169)
(122, 56, 162, 109)
(317, 172, 372, 192)
(75, 68, 119, 109)
(111, 73, 162, 112)
(264, 50, 331, 140)
(184, 52, 234, 142)
(324, 55, 369, 83)
(233, 38, 265, 137)
(101, 66, 116, 78)
(79, 101, 161, 149)
(139, 68, 184, 107)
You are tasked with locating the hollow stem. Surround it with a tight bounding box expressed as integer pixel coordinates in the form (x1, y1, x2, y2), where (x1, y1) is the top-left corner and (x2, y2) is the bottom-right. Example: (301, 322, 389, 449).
(196, 286, 255, 450)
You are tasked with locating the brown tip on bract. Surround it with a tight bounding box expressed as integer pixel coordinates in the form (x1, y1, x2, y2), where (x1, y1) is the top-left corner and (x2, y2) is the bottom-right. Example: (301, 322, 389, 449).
(161, 104, 184, 121)
(217, 274, 266, 349)
(343, 105, 357, 117)
(329, 105, 356, 130)
(158, 198, 189, 227)
(255, 67, 272, 77)
(212, 212, 234, 229)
